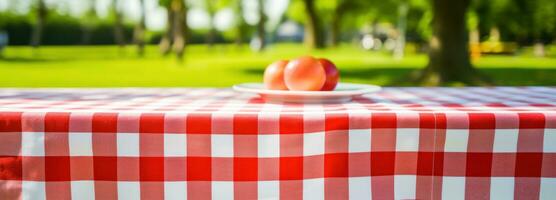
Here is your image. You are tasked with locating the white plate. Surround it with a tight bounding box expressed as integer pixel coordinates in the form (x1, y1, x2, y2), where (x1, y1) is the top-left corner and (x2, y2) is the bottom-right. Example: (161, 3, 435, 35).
(233, 83, 381, 103)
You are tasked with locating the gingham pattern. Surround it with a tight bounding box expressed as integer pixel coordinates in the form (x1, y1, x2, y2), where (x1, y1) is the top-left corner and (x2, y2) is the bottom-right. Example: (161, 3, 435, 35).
(0, 87, 555, 200)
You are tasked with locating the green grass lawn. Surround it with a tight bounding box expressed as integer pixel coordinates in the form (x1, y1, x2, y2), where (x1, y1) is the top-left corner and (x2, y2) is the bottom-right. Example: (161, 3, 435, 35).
(0, 44, 555, 87)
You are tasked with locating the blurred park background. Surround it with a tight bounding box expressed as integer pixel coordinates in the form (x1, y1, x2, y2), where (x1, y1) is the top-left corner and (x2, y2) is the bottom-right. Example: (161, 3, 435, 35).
(0, 0, 555, 87)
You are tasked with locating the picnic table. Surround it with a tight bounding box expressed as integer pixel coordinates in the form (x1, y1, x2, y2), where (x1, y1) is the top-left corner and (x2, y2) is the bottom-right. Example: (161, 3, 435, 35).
(0, 87, 555, 199)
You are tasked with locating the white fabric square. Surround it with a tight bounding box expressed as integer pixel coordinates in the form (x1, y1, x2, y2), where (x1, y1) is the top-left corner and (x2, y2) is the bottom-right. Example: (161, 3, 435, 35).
(441, 177, 465, 200)
(303, 132, 325, 156)
(444, 129, 469, 152)
(21, 132, 45, 156)
(349, 177, 371, 200)
(211, 135, 234, 157)
(396, 128, 420, 151)
(258, 135, 279, 157)
(117, 182, 140, 200)
(303, 178, 324, 200)
(164, 134, 187, 156)
(544, 129, 556, 152)
(493, 129, 519, 152)
(69, 133, 93, 156)
(22, 181, 46, 200)
(71, 181, 95, 200)
(117, 133, 139, 156)
(164, 181, 187, 200)
(490, 177, 514, 200)
(212, 181, 233, 200)
(258, 181, 279, 199)
(394, 175, 416, 200)
(349, 129, 371, 153)
(540, 178, 556, 200)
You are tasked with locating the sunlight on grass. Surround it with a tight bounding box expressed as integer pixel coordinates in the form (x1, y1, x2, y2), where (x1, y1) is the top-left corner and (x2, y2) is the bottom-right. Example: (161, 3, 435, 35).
(0, 44, 555, 87)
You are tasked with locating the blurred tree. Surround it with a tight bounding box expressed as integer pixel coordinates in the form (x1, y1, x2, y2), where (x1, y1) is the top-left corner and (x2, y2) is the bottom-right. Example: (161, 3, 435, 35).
(233, 0, 248, 46)
(302, 0, 324, 49)
(81, 0, 98, 45)
(159, 0, 175, 55)
(415, 0, 488, 85)
(30, 0, 47, 48)
(256, 0, 267, 51)
(172, 0, 188, 60)
(112, 0, 126, 48)
(134, 0, 147, 56)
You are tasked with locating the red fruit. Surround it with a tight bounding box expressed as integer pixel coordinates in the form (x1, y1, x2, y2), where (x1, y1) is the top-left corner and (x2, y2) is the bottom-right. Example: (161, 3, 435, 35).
(284, 56, 326, 91)
(318, 58, 340, 91)
(263, 60, 289, 90)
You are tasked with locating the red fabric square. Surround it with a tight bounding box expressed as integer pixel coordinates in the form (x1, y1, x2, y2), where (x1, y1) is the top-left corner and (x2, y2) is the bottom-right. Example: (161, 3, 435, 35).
(187, 134, 211, 156)
(419, 113, 436, 129)
(234, 135, 258, 157)
(140, 157, 165, 181)
(165, 157, 186, 181)
(186, 113, 212, 134)
(45, 156, 70, 181)
(92, 133, 117, 156)
(0, 132, 21, 156)
(117, 157, 139, 181)
(466, 153, 492, 177)
(234, 114, 258, 135)
(468, 113, 495, 129)
(0, 112, 21, 132)
(70, 156, 94, 180)
(433, 152, 444, 176)
(140, 113, 165, 134)
(442, 152, 466, 176)
(371, 152, 395, 176)
(325, 113, 349, 131)
(491, 153, 516, 176)
(325, 153, 348, 177)
(234, 182, 258, 200)
(519, 113, 545, 129)
(0, 156, 22, 180)
(395, 152, 418, 174)
(348, 152, 370, 176)
(280, 114, 303, 134)
(372, 113, 397, 129)
(212, 157, 233, 181)
(371, 129, 396, 152)
(140, 134, 164, 156)
(22, 157, 45, 181)
(187, 157, 211, 181)
(416, 152, 434, 176)
(304, 155, 324, 179)
(258, 158, 279, 180)
(542, 154, 556, 177)
(515, 152, 543, 177)
(92, 113, 118, 133)
(280, 156, 303, 180)
(44, 112, 70, 132)
(94, 156, 117, 181)
(234, 157, 258, 181)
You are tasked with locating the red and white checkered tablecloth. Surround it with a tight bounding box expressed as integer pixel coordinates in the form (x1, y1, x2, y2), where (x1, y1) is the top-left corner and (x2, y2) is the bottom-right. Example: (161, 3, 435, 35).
(0, 87, 555, 200)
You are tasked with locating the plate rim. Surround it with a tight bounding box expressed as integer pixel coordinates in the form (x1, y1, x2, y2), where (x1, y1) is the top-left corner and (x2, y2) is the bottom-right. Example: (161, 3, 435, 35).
(233, 83, 381, 96)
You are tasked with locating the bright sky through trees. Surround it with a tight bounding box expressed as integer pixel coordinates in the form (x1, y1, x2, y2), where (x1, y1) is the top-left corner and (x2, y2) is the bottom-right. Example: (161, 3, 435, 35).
(0, 0, 289, 31)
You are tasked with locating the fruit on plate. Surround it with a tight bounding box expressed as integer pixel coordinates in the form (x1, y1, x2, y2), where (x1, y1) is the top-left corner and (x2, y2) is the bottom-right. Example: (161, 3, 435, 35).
(318, 58, 339, 91)
(263, 60, 289, 90)
(284, 56, 327, 91)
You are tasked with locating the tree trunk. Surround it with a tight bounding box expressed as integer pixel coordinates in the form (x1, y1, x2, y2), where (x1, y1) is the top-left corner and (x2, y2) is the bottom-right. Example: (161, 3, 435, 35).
(330, 1, 349, 47)
(134, 0, 146, 56)
(393, 0, 409, 59)
(31, 0, 47, 48)
(159, 6, 175, 55)
(112, 0, 126, 48)
(235, 1, 246, 46)
(302, 0, 324, 49)
(81, 0, 96, 45)
(416, 0, 488, 85)
(256, 0, 267, 51)
(172, 0, 187, 60)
